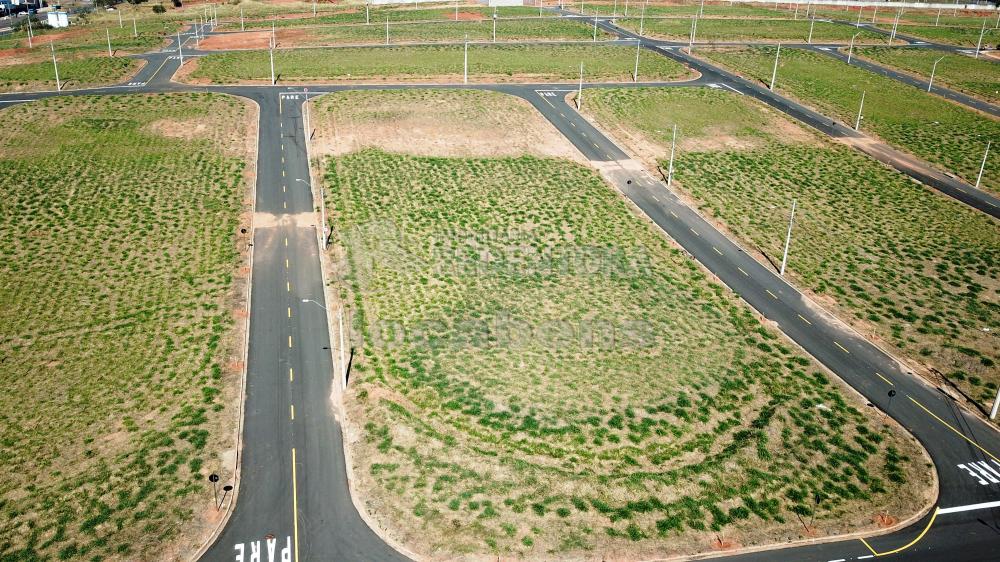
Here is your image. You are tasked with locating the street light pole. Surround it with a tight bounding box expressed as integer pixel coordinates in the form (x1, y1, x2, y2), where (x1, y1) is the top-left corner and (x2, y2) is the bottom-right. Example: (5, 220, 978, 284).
(133, 14, 138, 39)
(807, 16, 814, 44)
(577, 62, 583, 109)
(928, 56, 944, 92)
(463, 34, 469, 84)
(26, 15, 33, 49)
(975, 141, 991, 190)
(639, 0, 646, 35)
(854, 89, 865, 131)
(385, 17, 389, 45)
(666, 123, 677, 189)
(633, 39, 641, 82)
(269, 48, 275, 84)
(975, 19, 986, 59)
(592, 9, 598, 41)
(779, 198, 796, 276)
(769, 43, 780, 91)
(118, 8, 123, 28)
(241, 7, 245, 32)
(106, 28, 112, 57)
(847, 31, 860, 63)
(50, 43, 61, 91)
(177, 30, 183, 65)
(338, 308, 347, 390)
(688, 16, 697, 53)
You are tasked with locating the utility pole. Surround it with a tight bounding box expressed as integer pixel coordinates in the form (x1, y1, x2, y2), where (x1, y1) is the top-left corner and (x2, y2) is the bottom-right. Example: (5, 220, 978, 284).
(338, 308, 347, 390)
(854, 89, 865, 131)
(26, 15, 32, 48)
(779, 198, 796, 276)
(106, 28, 112, 57)
(975, 141, 991, 190)
(271, 22, 276, 49)
(847, 31, 860, 63)
(493, 13, 497, 42)
(889, 9, 900, 43)
(990, 385, 1000, 420)
(666, 123, 677, 189)
(576, 62, 583, 109)
(177, 30, 183, 65)
(935, 7, 941, 27)
(928, 56, 944, 92)
(463, 34, 469, 84)
(871, 5, 877, 23)
(366, 2, 370, 24)
(769, 43, 780, 91)
(633, 39, 641, 82)
(133, 14, 138, 39)
(688, 16, 697, 53)
(613, 0, 617, 17)
(639, 0, 646, 35)
(50, 43, 60, 91)
(855, 7, 862, 26)
(592, 9, 598, 41)
(241, 7, 245, 31)
(313, 0, 317, 17)
(385, 17, 389, 45)
(269, 48, 275, 84)
(699, 0, 704, 17)
(975, 19, 986, 59)
(624, 0, 628, 18)
(807, 16, 814, 43)
(118, 8, 123, 28)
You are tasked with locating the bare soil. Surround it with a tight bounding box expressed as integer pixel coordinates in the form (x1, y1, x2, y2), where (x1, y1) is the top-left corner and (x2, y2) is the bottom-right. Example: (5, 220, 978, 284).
(199, 30, 273, 50)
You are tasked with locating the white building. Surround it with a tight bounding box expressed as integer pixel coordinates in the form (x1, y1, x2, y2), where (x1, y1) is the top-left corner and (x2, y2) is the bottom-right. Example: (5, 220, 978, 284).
(46, 10, 68, 27)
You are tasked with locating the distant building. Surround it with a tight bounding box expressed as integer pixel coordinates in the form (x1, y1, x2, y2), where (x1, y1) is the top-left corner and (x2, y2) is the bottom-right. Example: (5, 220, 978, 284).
(46, 10, 67, 27)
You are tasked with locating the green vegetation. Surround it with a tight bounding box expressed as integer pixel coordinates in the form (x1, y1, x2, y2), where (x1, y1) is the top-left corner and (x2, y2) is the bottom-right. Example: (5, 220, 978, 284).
(321, 91, 927, 557)
(618, 17, 886, 43)
(877, 23, 1000, 46)
(190, 44, 688, 83)
(701, 46, 999, 193)
(0, 93, 252, 560)
(0, 56, 138, 92)
(0, 20, 181, 55)
(234, 5, 548, 29)
(855, 47, 1000, 102)
(300, 18, 608, 44)
(583, 2, 787, 18)
(586, 87, 1000, 412)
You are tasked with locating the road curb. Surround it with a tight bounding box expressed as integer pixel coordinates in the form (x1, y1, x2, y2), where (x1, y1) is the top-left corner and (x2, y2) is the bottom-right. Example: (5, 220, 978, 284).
(189, 93, 261, 562)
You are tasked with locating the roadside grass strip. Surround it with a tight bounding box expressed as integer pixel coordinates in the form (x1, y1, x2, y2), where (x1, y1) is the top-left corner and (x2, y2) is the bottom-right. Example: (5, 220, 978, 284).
(854, 47, 1000, 103)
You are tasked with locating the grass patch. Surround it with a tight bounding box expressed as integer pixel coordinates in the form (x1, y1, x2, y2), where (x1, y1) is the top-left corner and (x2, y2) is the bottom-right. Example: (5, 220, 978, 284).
(320, 90, 928, 558)
(298, 17, 609, 44)
(617, 17, 887, 43)
(0, 56, 138, 93)
(876, 23, 1000, 46)
(0, 93, 253, 561)
(189, 43, 689, 83)
(586, 86, 1000, 413)
(233, 5, 549, 29)
(854, 47, 1000, 103)
(701, 46, 999, 194)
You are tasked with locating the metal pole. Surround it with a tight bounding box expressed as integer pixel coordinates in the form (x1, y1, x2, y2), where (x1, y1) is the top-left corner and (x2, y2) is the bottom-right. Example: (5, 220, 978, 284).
(106, 28, 112, 57)
(854, 89, 865, 131)
(613, 0, 617, 17)
(366, 3, 370, 25)
(633, 39, 641, 82)
(975, 19, 986, 59)
(338, 308, 347, 390)
(699, 0, 704, 17)
(50, 43, 60, 91)
(463, 34, 468, 84)
(871, 5, 877, 23)
(856, 7, 862, 25)
(847, 32, 860, 63)
(493, 14, 497, 42)
(118, 8, 123, 28)
(26, 16, 32, 48)
(593, 9, 598, 41)
(667, 124, 677, 189)
(975, 141, 991, 190)
(313, 0, 316, 17)
(688, 16, 697, 53)
(995, 10, 999, 30)
(779, 199, 796, 276)
(577, 62, 583, 109)
(241, 7, 245, 31)
(177, 30, 183, 65)
(793, 2, 798, 19)
(769, 43, 780, 91)
(624, 0, 628, 18)
(928, 56, 944, 92)
(385, 17, 389, 45)
(935, 7, 941, 26)
(807, 16, 814, 43)
(639, 0, 646, 35)
(271, 22, 275, 49)
(269, 48, 275, 84)
(195, 19, 200, 49)
(990, 385, 1000, 420)
(133, 15, 137, 39)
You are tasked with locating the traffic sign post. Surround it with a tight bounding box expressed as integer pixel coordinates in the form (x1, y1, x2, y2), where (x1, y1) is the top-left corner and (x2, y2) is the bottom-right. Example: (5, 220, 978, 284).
(208, 473, 220, 509)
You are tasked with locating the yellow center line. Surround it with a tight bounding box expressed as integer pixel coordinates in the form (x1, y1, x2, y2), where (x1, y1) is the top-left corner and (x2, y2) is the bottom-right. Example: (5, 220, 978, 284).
(288, 307, 292, 318)
(876, 372, 894, 386)
(285, 258, 290, 269)
(290, 404, 295, 420)
(713, 247, 723, 255)
(288, 335, 293, 348)
(292, 447, 300, 562)
(766, 289, 778, 299)
(908, 396, 1000, 464)
(737, 266, 749, 276)
(860, 508, 938, 557)
(797, 314, 812, 325)
(834, 341, 850, 353)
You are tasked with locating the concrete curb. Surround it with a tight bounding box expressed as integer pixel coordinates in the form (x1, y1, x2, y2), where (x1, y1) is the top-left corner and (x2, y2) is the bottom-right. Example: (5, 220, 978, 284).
(189, 93, 261, 562)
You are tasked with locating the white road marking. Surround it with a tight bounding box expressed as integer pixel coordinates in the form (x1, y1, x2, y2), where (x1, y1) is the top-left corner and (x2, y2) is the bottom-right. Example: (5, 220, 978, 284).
(938, 499, 1000, 515)
(720, 83, 744, 95)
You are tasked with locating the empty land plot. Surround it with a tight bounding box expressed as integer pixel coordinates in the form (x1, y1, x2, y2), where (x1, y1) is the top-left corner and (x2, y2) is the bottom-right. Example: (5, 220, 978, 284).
(187, 44, 690, 83)
(284, 18, 609, 45)
(314, 89, 930, 559)
(701, 46, 999, 194)
(616, 17, 887, 43)
(582, 1, 788, 18)
(854, 47, 1000, 103)
(232, 5, 546, 29)
(0, 56, 139, 92)
(585, 86, 1000, 414)
(875, 23, 999, 46)
(0, 20, 181, 56)
(0, 93, 255, 561)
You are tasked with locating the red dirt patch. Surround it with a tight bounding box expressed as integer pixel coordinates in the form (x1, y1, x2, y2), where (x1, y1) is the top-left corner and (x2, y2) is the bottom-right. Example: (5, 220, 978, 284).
(710, 535, 738, 550)
(874, 513, 898, 528)
(446, 10, 485, 21)
(199, 31, 272, 50)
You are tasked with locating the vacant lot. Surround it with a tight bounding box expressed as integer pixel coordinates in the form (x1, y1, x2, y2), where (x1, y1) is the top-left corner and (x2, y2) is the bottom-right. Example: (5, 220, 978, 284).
(584, 1, 787, 18)
(0, 19, 181, 56)
(585, 86, 1000, 414)
(187, 44, 690, 83)
(854, 46, 1000, 102)
(281, 17, 609, 45)
(0, 93, 255, 561)
(617, 17, 887, 43)
(702, 46, 999, 194)
(232, 4, 547, 29)
(876, 23, 999, 46)
(314, 89, 929, 558)
(0, 55, 138, 92)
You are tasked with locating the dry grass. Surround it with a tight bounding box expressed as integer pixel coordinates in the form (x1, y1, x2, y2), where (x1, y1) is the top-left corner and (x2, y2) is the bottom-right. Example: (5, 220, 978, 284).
(0, 93, 256, 561)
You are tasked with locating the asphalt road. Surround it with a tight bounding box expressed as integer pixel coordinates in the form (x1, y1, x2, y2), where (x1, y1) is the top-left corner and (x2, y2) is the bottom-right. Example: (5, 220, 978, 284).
(1, 17, 999, 562)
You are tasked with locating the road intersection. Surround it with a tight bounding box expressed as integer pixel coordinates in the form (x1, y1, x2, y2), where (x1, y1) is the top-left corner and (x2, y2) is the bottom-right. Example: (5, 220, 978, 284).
(2, 11, 998, 561)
